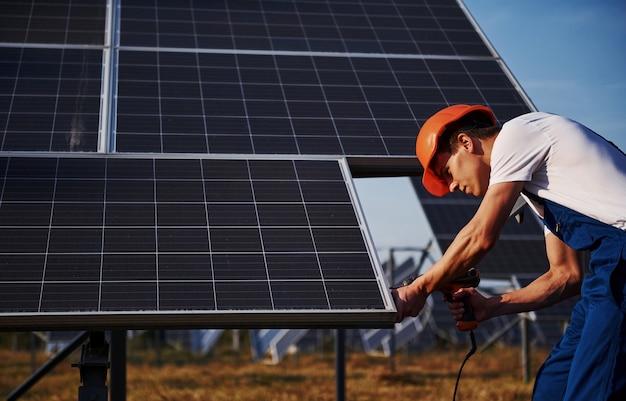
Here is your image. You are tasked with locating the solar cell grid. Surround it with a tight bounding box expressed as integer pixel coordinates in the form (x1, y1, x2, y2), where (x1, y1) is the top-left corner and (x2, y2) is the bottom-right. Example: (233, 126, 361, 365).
(0, 47, 103, 152)
(0, 0, 106, 45)
(0, 155, 393, 329)
(117, 52, 498, 155)
(115, 49, 527, 157)
(108, 0, 528, 157)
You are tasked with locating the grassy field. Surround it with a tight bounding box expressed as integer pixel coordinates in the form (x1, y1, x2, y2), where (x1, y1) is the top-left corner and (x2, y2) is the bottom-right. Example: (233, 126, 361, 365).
(0, 333, 549, 401)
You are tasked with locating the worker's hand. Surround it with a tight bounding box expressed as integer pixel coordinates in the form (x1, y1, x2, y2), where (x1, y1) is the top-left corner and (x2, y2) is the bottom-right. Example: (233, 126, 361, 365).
(448, 287, 489, 324)
(391, 282, 428, 323)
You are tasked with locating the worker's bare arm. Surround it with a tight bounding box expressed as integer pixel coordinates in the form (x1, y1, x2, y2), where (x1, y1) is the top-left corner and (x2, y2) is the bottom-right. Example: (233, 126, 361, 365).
(393, 181, 525, 321)
(486, 233, 582, 317)
(450, 232, 583, 322)
(419, 181, 525, 294)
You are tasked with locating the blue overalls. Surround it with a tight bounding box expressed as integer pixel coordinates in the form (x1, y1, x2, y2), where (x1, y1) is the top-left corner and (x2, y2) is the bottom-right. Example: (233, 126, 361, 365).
(531, 198, 626, 401)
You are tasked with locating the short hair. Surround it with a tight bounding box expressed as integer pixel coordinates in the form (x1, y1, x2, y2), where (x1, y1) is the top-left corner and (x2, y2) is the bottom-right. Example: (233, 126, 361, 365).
(439, 111, 499, 153)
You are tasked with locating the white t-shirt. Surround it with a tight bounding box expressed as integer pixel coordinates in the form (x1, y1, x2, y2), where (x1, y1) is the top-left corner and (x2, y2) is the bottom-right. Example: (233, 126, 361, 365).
(489, 112, 626, 231)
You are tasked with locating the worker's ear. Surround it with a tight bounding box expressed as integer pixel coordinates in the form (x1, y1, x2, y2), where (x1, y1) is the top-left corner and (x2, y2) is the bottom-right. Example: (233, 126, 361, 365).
(456, 133, 474, 152)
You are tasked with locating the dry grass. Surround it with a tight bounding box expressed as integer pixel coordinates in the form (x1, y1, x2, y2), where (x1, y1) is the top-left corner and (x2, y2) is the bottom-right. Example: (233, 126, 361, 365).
(0, 336, 550, 401)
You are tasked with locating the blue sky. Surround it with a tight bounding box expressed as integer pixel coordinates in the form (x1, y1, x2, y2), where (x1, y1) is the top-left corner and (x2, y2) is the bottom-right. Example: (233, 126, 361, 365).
(356, 0, 626, 256)
(463, 0, 626, 151)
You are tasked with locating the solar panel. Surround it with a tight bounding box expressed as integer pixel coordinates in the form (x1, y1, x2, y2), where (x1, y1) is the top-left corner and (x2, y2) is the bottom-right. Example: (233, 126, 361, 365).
(191, 329, 224, 355)
(113, 51, 529, 164)
(111, 0, 531, 165)
(0, 155, 394, 330)
(250, 328, 309, 364)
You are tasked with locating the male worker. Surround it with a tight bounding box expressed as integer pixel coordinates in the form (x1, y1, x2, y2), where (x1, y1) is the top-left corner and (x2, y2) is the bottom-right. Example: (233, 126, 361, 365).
(392, 104, 626, 400)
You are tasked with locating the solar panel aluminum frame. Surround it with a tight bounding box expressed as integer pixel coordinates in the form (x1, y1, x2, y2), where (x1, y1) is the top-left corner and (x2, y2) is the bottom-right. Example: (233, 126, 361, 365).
(0, 309, 395, 332)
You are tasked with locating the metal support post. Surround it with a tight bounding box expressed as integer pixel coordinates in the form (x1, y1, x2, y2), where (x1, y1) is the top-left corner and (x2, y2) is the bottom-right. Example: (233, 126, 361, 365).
(110, 330, 127, 401)
(388, 248, 396, 373)
(335, 329, 345, 401)
(72, 331, 109, 401)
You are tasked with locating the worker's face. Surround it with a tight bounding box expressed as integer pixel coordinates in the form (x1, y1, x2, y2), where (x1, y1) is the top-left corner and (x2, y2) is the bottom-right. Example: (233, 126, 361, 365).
(432, 134, 489, 197)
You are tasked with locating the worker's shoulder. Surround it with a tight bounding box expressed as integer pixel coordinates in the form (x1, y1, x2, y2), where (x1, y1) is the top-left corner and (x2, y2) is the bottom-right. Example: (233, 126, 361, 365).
(504, 111, 562, 127)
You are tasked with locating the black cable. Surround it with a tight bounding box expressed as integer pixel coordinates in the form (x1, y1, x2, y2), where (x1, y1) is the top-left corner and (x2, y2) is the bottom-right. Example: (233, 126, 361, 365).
(453, 330, 476, 401)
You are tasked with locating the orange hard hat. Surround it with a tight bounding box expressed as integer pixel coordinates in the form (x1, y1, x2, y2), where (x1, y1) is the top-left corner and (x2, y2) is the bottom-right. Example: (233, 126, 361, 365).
(416, 104, 496, 196)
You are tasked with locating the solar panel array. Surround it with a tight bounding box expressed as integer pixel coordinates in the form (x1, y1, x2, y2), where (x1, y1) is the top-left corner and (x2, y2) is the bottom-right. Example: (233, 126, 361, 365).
(0, 0, 534, 331)
(1, 0, 531, 159)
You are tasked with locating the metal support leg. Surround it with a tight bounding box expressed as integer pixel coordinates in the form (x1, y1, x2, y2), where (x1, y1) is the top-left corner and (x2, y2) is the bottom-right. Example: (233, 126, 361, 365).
(388, 249, 396, 374)
(72, 331, 109, 401)
(110, 330, 127, 401)
(335, 329, 345, 401)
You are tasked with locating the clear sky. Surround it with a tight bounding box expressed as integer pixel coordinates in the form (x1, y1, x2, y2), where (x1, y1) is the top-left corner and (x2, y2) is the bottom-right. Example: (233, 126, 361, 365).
(355, 0, 626, 259)
(463, 0, 626, 151)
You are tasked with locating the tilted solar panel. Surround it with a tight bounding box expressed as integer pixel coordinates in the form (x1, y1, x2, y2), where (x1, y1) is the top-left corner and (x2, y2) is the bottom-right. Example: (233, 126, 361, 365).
(114, 50, 529, 162)
(0, 155, 395, 330)
(110, 0, 530, 166)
